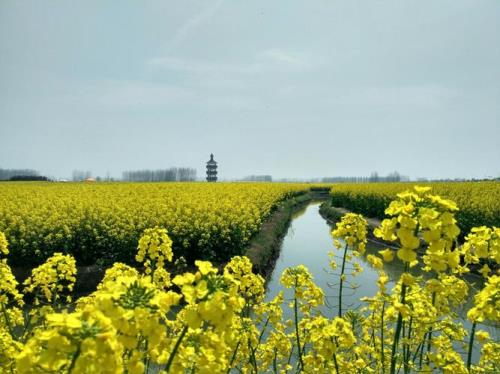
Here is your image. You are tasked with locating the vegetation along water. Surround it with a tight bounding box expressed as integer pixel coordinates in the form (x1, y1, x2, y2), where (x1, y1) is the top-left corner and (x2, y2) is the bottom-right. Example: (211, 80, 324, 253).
(0, 183, 498, 373)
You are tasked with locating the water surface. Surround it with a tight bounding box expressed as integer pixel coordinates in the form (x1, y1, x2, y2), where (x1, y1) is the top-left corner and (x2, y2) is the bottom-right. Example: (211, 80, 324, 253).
(266, 203, 394, 310)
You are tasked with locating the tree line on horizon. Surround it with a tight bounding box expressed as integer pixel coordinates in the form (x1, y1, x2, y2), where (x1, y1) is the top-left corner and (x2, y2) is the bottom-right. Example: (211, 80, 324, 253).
(321, 171, 409, 183)
(122, 168, 197, 182)
(240, 175, 273, 182)
(1, 167, 499, 183)
(0, 168, 43, 181)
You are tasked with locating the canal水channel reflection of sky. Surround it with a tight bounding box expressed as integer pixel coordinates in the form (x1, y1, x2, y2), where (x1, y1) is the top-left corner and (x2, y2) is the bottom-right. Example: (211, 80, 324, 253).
(1, 1, 499, 180)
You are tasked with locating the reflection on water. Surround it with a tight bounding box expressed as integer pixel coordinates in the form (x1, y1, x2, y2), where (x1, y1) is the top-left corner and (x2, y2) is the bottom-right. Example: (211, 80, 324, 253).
(265, 203, 498, 359)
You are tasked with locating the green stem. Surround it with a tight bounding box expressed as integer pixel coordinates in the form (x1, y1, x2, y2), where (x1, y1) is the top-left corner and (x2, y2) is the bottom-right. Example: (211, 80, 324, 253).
(285, 342, 295, 374)
(1, 304, 14, 337)
(21, 310, 32, 343)
(381, 300, 386, 373)
(466, 321, 477, 371)
(67, 343, 82, 374)
(272, 349, 278, 374)
(389, 283, 407, 374)
(404, 317, 413, 374)
(411, 341, 424, 365)
(143, 339, 150, 373)
(248, 341, 258, 374)
(369, 310, 376, 350)
(338, 243, 349, 318)
(332, 351, 340, 374)
(165, 325, 188, 372)
(425, 292, 436, 365)
(227, 340, 241, 373)
(258, 316, 271, 345)
(418, 336, 425, 369)
(293, 283, 304, 371)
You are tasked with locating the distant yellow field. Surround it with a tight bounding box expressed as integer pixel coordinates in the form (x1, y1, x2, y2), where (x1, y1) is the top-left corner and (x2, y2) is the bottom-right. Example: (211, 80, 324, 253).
(0, 182, 308, 266)
(329, 181, 500, 236)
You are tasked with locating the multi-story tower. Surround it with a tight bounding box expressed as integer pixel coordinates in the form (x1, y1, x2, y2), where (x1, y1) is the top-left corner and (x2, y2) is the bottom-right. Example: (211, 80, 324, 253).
(206, 154, 218, 182)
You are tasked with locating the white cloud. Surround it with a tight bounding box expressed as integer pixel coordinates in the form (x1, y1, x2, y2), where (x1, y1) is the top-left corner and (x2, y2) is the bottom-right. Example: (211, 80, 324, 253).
(166, 0, 225, 52)
(256, 49, 312, 68)
(147, 48, 322, 75)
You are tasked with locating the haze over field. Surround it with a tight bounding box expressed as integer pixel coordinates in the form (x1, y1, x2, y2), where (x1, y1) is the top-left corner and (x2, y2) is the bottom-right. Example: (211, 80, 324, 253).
(1, 1, 499, 180)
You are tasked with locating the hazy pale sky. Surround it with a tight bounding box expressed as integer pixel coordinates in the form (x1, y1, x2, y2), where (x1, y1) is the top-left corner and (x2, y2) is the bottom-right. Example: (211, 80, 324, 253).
(1, 1, 499, 180)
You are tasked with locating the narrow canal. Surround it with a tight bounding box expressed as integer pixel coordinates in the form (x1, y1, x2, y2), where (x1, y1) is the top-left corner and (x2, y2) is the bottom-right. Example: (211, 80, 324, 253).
(266, 202, 388, 310)
(265, 202, 498, 360)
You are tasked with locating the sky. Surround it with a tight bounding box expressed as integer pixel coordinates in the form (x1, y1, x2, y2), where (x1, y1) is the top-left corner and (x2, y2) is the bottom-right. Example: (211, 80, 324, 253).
(1, 0, 499, 180)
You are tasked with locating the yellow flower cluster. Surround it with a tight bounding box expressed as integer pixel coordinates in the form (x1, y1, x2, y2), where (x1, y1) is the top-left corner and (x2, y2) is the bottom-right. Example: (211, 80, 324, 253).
(462, 226, 500, 276)
(374, 186, 463, 273)
(330, 213, 368, 316)
(0, 182, 308, 267)
(0, 232, 8, 257)
(0, 187, 498, 373)
(0, 231, 23, 309)
(135, 227, 174, 289)
(331, 213, 368, 253)
(467, 275, 499, 323)
(136, 228, 173, 267)
(23, 252, 77, 305)
(0, 260, 24, 309)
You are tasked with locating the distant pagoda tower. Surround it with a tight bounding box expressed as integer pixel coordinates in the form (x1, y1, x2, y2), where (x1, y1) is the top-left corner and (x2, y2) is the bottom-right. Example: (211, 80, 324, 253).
(206, 153, 218, 182)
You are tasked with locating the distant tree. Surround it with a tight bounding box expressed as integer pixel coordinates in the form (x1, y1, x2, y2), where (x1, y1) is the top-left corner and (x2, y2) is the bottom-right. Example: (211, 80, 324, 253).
(71, 170, 93, 181)
(0, 168, 39, 180)
(122, 167, 196, 182)
(178, 167, 196, 181)
(242, 175, 273, 182)
(9, 175, 48, 181)
(321, 171, 409, 183)
(386, 171, 401, 182)
(369, 172, 380, 183)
